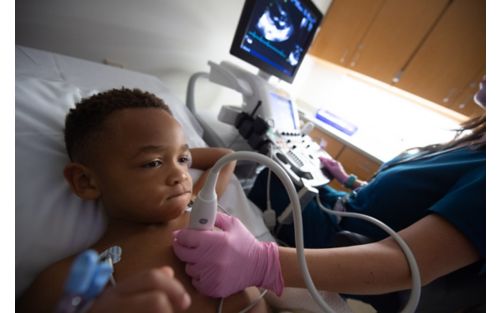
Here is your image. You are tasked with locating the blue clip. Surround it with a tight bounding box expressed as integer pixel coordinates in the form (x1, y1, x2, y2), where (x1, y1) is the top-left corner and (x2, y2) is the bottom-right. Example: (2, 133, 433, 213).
(64, 250, 99, 295)
(54, 250, 113, 313)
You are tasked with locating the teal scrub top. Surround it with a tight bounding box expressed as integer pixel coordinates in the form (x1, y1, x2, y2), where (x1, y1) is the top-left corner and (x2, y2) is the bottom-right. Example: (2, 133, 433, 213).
(345, 146, 486, 258)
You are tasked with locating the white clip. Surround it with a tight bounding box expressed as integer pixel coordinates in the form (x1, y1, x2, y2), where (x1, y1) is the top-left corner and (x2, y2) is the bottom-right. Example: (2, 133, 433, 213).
(99, 246, 122, 287)
(99, 246, 122, 264)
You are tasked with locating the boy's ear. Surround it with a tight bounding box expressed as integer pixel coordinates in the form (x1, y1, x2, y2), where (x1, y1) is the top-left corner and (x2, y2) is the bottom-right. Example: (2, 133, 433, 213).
(63, 163, 101, 200)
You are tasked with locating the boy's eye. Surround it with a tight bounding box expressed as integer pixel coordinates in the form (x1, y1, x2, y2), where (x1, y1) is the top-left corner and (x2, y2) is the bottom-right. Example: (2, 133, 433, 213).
(179, 155, 192, 167)
(143, 160, 162, 168)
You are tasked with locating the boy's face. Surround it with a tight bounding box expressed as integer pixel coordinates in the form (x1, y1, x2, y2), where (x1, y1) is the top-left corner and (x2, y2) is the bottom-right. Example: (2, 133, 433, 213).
(89, 108, 193, 224)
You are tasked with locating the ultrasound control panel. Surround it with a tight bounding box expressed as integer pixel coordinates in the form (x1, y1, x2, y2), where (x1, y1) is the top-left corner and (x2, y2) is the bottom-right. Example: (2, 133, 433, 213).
(201, 60, 332, 188)
(266, 128, 331, 187)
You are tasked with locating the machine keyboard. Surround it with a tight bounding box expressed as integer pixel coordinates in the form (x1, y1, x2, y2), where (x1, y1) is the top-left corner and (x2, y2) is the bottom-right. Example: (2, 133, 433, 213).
(287, 150, 304, 167)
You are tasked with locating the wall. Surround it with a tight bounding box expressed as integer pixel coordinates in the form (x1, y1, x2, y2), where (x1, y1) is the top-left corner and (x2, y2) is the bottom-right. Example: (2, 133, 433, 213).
(16, 0, 332, 102)
(16, 0, 469, 162)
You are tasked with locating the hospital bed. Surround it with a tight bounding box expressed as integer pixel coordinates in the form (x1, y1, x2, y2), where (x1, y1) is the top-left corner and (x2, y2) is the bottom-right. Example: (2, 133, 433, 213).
(15, 45, 353, 313)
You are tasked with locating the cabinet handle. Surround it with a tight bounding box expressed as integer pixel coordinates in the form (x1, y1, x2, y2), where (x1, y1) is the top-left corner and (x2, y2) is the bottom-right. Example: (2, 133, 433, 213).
(442, 88, 459, 104)
(457, 80, 476, 109)
(340, 49, 349, 64)
(392, 69, 404, 84)
(458, 99, 470, 110)
(350, 44, 364, 67)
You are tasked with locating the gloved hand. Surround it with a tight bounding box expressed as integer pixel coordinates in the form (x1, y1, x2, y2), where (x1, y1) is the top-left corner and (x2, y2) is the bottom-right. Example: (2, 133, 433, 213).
(172, 212, 283, 298)
(319, 156, 349, 184)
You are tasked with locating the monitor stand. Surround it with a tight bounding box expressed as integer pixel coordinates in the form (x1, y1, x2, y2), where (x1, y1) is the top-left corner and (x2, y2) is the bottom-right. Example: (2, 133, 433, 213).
(257, 70, 271, 82)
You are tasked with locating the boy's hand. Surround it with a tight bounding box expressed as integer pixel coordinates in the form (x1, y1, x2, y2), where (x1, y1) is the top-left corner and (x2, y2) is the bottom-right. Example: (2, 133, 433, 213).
(89, 267, 191, 313)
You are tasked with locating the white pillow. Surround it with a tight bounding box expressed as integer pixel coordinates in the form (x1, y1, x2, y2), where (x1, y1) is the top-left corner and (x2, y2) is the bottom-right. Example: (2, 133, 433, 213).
(15, 77, 107, 297)
(14, 76, 207, 297)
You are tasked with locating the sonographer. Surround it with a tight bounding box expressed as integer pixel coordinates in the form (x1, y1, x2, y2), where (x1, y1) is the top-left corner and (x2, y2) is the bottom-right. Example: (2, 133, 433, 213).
(172, 78, 485, 312)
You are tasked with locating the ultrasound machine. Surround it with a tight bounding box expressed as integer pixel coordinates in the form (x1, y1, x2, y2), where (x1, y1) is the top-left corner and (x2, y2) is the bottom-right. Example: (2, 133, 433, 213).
(187, 0, 331, 194)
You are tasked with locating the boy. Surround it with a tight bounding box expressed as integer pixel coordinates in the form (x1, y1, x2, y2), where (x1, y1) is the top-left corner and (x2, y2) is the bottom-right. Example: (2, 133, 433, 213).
(18, 88, 269, 312)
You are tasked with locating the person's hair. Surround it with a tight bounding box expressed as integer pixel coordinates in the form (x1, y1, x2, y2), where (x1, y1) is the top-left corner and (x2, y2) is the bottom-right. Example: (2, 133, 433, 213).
(419, 113, 486, 153)
(64, 88, 172, 162)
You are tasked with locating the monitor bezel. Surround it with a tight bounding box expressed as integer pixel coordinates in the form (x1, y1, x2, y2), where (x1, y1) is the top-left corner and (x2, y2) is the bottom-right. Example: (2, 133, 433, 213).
(230, 0, 323, 83)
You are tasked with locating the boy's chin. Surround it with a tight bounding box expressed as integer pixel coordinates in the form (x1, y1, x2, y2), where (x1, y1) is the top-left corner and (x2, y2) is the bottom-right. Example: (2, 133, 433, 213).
(171, 194, 191, 206)
(168, 205, 190, 219)
(163, 198, 191, 220)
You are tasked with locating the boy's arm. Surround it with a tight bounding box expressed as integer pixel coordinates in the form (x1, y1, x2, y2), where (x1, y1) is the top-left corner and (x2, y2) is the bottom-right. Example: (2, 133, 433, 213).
(18, 260, 192, 313)
(17, 258, 73, 313)
(190, 148, 236, 198)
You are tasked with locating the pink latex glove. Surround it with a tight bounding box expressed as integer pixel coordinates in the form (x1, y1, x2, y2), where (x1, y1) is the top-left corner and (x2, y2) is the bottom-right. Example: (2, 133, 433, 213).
(172, 212, 283, 298)
(319, 156, 349, 184)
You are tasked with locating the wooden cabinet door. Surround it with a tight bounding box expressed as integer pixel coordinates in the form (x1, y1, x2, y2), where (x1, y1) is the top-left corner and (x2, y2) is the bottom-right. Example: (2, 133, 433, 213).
(395, 0, 486, 114)
(310, 0, 385, 66)
(310, 0, 449, 84)
(449, 70, 485, 117)
(309, 127, 344, 158)
(309, 0, 485, 118)
(347, 0, 450, 84)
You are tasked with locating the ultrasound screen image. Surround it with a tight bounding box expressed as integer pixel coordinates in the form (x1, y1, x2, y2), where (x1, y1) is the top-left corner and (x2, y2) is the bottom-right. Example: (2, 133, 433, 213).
(238, 0, 319, 78)
(257, 2, 294, 42)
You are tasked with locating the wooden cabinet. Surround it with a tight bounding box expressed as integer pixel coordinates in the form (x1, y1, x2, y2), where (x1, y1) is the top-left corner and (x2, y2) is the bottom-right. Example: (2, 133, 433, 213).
(309, 0, 485, 117)
(310, 0, 450, 83)
(396, 0, 485, 115)
(309, 0, 386, 68)
(448, 71, 485, 117)
(309, 128, 344, 158)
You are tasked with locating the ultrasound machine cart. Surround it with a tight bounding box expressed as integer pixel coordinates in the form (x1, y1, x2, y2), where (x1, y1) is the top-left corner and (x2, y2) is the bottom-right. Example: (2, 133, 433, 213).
(186, 0, 330, 221)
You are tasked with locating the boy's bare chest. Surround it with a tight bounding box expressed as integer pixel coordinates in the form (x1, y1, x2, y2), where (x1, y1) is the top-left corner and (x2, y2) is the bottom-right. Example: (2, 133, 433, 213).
(90, 216, 267, 313)
(118, 228, 176, 277)
(95, 223, 184, 281)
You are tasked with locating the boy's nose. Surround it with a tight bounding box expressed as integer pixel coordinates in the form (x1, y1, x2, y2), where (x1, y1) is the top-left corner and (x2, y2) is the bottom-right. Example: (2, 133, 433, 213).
(167, 168, 188, 185)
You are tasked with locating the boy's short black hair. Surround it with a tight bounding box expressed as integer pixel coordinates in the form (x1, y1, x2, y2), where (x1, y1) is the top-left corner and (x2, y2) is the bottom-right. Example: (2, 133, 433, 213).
(64, 88, 172, 162)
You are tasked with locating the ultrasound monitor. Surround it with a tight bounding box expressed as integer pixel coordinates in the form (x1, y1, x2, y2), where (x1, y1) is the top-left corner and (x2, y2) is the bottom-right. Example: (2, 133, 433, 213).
(231, 0, 323, 83)
(269, 92, 299, 131)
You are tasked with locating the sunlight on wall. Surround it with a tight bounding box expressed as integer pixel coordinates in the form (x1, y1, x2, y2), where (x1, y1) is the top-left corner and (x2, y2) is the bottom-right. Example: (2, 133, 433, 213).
(288, 55, 469, 161)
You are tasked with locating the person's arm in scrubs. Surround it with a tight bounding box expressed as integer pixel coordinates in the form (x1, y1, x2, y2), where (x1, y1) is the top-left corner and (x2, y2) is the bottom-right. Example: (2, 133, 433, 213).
(173, 212, 479, 297)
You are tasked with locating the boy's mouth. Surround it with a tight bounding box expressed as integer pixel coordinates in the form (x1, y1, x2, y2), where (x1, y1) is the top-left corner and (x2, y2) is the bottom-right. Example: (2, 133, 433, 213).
(167, 190, 191, 200)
